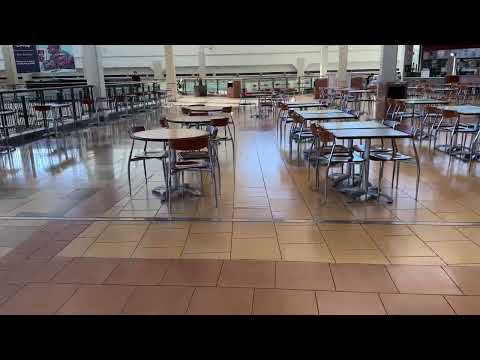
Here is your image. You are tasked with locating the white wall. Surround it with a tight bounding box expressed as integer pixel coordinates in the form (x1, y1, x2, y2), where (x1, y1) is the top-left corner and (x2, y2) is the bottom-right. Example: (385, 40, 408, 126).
(1, 45, 384, 75)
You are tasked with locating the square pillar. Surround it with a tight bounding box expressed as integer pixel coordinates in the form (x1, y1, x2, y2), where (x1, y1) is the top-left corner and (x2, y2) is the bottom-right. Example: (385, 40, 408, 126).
(337, 45, 348, 88)
(82, 45, 106, 99)
(376, 45, 398, 119)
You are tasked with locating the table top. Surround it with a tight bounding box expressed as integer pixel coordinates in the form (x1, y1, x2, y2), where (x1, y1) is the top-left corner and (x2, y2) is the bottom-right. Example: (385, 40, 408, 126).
(132, 128, 208, 141)
(432, 88, 455, 92)
(286, 102, 328, 109)
(45, 103, 72, 108)
(296, 109, 343, 115)
(436, 105, 480, 115)
(329, 128, 411, 140)
(399, 98, 449, 105)
(0, 110, 15, 115)
(185, 106, 226, 112)
(301, 112, 357, 120)
(321, 121, 387, 130)
(348, 89, 376, 94)
(167, 115, 227, 124)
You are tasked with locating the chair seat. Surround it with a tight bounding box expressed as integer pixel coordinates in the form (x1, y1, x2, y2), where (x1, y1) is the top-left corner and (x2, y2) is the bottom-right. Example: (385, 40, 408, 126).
(370, 152, 412, 161)
(131, 150, 168, 161)
(325, 153, 365, 163)
(172, 159, 210, 170)
(179, 151, 209, 160)
(353, 144, 393, 153)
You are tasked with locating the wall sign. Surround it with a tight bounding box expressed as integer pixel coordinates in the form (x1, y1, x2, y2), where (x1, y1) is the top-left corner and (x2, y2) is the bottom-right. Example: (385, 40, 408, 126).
(12, 45, 75, 74)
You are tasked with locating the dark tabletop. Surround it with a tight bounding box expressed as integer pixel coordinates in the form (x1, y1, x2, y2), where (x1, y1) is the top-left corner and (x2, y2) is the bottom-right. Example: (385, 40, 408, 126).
(329, 128, 411, 140)
(321, 121, 387, 130)
(185, 106, 226, 112)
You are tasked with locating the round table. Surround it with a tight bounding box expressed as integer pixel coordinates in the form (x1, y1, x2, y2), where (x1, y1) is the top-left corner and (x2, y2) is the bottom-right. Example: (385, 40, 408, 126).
(166, 115, 227, 127)
(185, 106, 227, 113)
(132, 128, 209, 200)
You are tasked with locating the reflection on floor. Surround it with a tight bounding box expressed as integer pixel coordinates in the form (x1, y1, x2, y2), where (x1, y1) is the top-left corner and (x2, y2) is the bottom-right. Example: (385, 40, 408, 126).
(2, 95, 480, 314)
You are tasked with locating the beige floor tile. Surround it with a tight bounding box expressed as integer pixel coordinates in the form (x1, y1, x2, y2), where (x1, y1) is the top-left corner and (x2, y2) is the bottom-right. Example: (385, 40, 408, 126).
(77, 222, 110, 238)
(234, 196, 270, 208)
(181, 252, 230, 260)
(56, 237, 97, 257)
(184, 233, 231, 253)
(233, 208, 272, 219)
(122, 199, 163, 211)
(331, 249, 389, 264)
(428, 241, 480, 265)
(83, 242, 137, 258)
(314, 208, 356, 220)
(233, 222, 276, 238)
(362, 224, 413, 238)
(387, 256, 446, 266)
(118, 210, 158, 218)
(132, 247, 183, 259)
(436, 211, 480, 222)
(149, 222, 191, 230)
(280, 243, 334, 262)
(139, 228, 189, 247)
(190, 222, 232, 233)
(374, 235, 437, 257)
(195, 207, 234, 219)
(420, 200, 468, 213)
(317, 223, 363, 231)
(409, 225, 468, 242)
(96, 224, 148, 243)
(457, 227, 480, 243)
(392, 209, 441, 221)
(231, 237, 281, 261)
(322, 230, 377, 250)
(275, 225, 324, 244)
(0, 247, 13, 257)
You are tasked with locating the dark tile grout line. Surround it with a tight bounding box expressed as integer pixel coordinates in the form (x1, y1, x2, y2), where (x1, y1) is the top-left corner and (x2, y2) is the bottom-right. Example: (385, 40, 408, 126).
(376, 292, 389, 315)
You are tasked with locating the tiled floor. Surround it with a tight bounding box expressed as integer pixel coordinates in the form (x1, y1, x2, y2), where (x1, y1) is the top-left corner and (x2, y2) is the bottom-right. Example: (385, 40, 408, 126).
(2, 95, 480, 314)
(1, 257, 479, 314)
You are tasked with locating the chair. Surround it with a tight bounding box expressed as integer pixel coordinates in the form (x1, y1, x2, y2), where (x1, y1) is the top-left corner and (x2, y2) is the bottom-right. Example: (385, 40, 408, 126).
(94, 97, 111, 126)
(210, 117, 235, 161)
(289, 112, 314, 164)
(222, 106, 236, 139)
(370, 122, 421, 200)
(432, 110, 458, 152)
(33, 105, 65, 137)
(127, 125, 169, 196)
(0, 110, 17, 153)
(168, 135, 219, 208)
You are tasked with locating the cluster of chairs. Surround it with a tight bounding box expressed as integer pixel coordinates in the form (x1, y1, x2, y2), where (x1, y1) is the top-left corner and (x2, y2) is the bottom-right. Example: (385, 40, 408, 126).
(410, 84, 479, 104)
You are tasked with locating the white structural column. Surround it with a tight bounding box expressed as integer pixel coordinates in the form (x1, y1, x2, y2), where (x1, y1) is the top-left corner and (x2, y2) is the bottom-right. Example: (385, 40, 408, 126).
(337, 45, 348, 88)
(152, 61, 163, 80)
(376, 45, 399, 118)
(1, 45, 19, 87)
(296, 57, 305, 77)
(82, 45, 106, 98)
(320, 45, 328, 77)
(198, 45, 207, 78)
(164, 45, 177, 101)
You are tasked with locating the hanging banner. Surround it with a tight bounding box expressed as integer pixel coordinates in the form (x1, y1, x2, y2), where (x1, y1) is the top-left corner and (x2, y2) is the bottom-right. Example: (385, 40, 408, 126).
(12, 45, 76, 74)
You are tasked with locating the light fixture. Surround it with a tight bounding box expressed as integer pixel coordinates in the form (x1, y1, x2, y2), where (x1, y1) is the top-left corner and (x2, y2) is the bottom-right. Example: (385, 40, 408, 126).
(450, 52, 455, 57)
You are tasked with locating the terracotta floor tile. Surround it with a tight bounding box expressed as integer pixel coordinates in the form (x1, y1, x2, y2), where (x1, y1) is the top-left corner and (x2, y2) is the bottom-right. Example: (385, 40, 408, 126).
(280, 243, 333, 262)
(0, 283, 22, 305)
(29, 241, 69, 260)
(253, 289, 317, 315)
(436, 211, 480, 222)
(428, 241, 480, 265)
(392, 209, 441, 222)
(234, 196, 269, 208)
(445, 296, 480, 315)
(349, 206, 396, 220)
(53, 258, 120, 284)
(409, 225, 468, 242)
(330, 264, 397, 293)
(420, 200, 468, 213)
(188, 287, 254, 315)
(0, 283, 77, 314)
(5, 259, 71, 284)
(77, 221, 110, 238)
(56, 237, 97, 258)
(231, 237, 281, 261)
(317, 223, 363, 231)
(57, 285, 135, 314)
(181, 252, 230, 260)
(316, 291, 386, 315)
(443, 266, 480, 295)
(184, 233, 231, 254)
(104, 259, 170, 285)
(363, 224, 414, 238)
(380, 293, 455, 315)
(132, 246, 183, 259)
(139, 228, 189, 247)
(96, 224, 148, 243)
(161, 259, 223, 286)
(219, 260, 275, 288)
(149, 222, 191, 230)
(388, 257, 446, 266)
(322, 230, 377, 250)
(275, 225, 324, 244)
(190, 222, 233, 234)
(122, 286, 194, 315)
(275, 262, 334, 290)
(232, 222, 276, 238)
(331, 249, 389, 264)
(387, 265, 461, 295)
(83, 242, 137, 258)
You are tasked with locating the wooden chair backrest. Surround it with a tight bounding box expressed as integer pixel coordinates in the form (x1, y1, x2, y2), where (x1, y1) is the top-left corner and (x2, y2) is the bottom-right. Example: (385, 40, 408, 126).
(181, 107, 190, 115)
(34, 105, 52, 112)
(222, 106, 232, 113)
(169, 136, 209, 151)
(159, 118, 169, 128)
(442, 110, 458, 119)
(128, 125, 146, 138)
